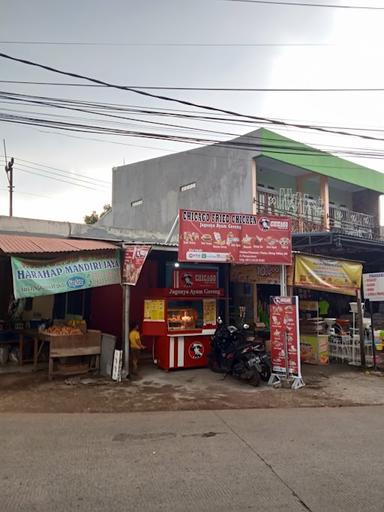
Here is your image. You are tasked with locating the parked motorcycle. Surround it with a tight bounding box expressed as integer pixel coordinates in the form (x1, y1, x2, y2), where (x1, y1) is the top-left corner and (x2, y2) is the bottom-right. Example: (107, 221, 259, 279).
(208, 318, 271, 386)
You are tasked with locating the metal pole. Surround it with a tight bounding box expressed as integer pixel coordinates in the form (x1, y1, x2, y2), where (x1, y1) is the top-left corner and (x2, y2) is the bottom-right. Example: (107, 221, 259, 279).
(122, 284, 130, 377)
(369, 301, 377, 369)
(224, 263, 230, 324)
(280, 265, 287, 296)
(9, 161, 13, 217)
(3, 139, 14, 217)
(284, 329, 289, 381)
(356, 292, 366, 368)
(165, 213, 179, 244)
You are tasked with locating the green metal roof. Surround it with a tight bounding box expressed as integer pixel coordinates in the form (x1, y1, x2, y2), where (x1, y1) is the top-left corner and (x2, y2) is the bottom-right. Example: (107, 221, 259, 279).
(258, 128, 384, 194)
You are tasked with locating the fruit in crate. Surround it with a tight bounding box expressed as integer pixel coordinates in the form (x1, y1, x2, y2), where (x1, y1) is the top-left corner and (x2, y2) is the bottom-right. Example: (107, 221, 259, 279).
(42, 326, 83, 336)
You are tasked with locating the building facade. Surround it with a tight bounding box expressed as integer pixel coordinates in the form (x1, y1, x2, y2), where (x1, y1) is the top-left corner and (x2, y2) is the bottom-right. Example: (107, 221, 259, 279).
(105, 128, 384, 241)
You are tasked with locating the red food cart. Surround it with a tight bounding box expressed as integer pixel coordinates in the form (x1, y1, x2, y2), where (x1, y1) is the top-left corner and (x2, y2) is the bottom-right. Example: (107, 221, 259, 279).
(142, 268, 222, 370)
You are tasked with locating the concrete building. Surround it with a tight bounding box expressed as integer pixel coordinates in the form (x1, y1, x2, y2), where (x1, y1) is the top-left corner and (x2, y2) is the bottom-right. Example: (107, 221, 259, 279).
(106, 128, 384, 241)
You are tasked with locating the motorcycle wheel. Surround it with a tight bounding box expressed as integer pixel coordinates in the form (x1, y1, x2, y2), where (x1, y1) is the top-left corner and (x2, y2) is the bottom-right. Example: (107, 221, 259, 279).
(248, 369, 261, 387)
(207, 358, 221, 373)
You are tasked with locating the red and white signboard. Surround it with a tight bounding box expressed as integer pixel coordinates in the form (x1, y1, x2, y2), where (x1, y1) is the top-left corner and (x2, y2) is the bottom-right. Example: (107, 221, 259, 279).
(178, 209, 292, 265)
(122, 245, 151, 285)
(363, 273, 384, 302)
(173, 269, 218, 289)
(269, 296, 301, 377)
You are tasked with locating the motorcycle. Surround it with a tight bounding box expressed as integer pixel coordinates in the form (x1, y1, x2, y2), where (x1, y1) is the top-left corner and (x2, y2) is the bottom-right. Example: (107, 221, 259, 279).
(208, 318, 271, 386)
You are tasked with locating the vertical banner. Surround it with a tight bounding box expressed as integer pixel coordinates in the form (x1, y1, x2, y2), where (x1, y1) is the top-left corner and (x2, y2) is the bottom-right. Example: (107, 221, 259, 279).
(269, 296, 303, 387)
(122, 245, 151, 285)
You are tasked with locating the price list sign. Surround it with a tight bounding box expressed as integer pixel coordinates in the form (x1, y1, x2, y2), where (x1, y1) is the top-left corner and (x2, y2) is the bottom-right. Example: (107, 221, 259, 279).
(269, 296, 301, 377)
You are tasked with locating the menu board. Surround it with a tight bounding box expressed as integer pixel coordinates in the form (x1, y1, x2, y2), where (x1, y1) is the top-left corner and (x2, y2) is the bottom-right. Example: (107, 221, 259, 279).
(269, 296, 301, 377)
(203, 299, 217, 326)
(363, 272, 384, 302)
(144, 299, 165, 322)
(179, 209, 292, 265)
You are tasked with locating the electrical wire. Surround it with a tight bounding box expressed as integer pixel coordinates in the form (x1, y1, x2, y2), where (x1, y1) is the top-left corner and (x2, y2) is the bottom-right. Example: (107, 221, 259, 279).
(2, 90, 384, 159)
(2, 111, 384, 163)
(222, 0, 384, 10)
(0, 157, 107, 190)
(2, 51, 384, 142)
(0, 41, 333, 47)
(0, 80, 384, 92)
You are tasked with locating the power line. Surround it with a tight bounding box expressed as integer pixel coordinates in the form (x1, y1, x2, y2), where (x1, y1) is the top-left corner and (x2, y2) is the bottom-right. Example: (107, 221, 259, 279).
(1, 51, 384, 143)
(3, 98, 384, 159)
(3, 111, 384, 163)
(1, 80, 384, 92)
(222, 0, 384, 10)
(0, 41, 333, 47)
(0, 186, 52, 199)
(2, 89, 384, 137)
(0, 157, 107, 190)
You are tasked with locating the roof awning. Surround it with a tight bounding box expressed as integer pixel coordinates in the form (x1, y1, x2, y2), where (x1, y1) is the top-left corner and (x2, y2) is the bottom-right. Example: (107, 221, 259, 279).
(0, 234, 119, 255)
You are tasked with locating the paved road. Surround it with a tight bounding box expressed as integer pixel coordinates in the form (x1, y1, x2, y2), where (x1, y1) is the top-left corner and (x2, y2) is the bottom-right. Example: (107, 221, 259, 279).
(1, 407, 383, 511)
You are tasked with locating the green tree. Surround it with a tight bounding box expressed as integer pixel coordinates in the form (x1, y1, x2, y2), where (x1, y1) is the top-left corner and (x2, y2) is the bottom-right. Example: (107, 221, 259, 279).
(84, 211, 99, 224)
(84, 204, 111, 224)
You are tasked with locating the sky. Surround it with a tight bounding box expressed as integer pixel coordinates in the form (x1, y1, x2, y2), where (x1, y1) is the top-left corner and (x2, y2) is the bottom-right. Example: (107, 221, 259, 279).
(1, 0, 384, 224)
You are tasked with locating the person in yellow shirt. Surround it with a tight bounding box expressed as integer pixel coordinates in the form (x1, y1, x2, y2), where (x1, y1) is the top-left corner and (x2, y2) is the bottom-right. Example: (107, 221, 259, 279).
(129, 322, 145, 375)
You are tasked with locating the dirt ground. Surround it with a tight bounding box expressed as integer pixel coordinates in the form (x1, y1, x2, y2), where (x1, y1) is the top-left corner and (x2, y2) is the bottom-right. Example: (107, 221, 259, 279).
(1, 359, 384, 413)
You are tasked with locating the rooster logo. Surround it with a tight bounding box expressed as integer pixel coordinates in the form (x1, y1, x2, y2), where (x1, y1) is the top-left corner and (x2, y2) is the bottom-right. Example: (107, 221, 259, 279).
(189, 343, 204, 359)
(182, 273, 193, 287)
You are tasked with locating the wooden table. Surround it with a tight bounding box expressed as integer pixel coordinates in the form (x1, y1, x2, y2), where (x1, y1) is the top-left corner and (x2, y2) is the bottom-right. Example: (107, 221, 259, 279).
(19, 329, 46, 368)
(19, 330, 101, 379)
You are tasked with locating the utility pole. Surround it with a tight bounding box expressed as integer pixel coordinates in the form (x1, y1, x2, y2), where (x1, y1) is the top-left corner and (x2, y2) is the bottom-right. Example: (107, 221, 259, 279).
(3, 139, 14, 217)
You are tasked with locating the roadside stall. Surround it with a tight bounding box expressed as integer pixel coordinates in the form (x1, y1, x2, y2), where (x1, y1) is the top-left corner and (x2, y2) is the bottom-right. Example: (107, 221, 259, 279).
(293, 254, 366, 366)
(0, 234, 121, 379)
(142, 267, 223, 370)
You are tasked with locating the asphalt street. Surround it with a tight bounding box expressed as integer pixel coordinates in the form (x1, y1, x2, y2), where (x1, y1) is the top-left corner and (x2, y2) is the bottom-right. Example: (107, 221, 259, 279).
(1, 407, 383, 511)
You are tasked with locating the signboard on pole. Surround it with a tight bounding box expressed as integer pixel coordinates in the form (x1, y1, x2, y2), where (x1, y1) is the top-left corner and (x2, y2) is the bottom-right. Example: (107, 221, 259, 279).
(363, 273, 384, 302)
(231, 264, 294, 285)
(11, 251, 121, 299)
(173, 268, 218, 289)
(122, 245, 151, 285)
(178, 209, 292, 265)
(269, 296, 304, 389)
(294, 255, 362, 296)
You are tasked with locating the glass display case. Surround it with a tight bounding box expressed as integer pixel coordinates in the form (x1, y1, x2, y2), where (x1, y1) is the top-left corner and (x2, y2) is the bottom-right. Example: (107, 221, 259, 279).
(167, 301, 203, 331)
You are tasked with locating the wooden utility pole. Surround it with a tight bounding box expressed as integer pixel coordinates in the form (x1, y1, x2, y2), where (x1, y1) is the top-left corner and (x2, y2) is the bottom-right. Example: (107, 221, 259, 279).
(3, 139, 14, 217)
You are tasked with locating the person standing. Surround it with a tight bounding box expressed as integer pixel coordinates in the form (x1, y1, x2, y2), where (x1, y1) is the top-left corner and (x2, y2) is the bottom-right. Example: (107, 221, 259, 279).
(129, 322, 145, 375)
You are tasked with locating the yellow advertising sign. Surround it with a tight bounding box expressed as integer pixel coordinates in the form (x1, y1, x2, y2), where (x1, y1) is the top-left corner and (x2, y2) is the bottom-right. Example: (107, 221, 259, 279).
(294, 255, 362, 296)
(144, 299, 165, 322)
(203, 299, 216, 325)
(231, 264, 293, 286)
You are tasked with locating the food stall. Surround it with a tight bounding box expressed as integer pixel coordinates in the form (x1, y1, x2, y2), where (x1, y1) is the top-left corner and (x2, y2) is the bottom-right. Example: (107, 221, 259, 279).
(142, 267, 222, 370)
(294, 254, 365, 366)
(0, 234, 121, 378)
(299, 300, 329, 365)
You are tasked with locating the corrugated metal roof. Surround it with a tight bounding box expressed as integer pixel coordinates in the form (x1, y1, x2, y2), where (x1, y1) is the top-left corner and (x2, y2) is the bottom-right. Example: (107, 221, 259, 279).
(0, 234, 119, 254)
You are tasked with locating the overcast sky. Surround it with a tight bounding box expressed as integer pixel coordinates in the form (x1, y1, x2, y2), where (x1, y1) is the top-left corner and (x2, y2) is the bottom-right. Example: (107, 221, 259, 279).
(1, 0, 384, 223)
